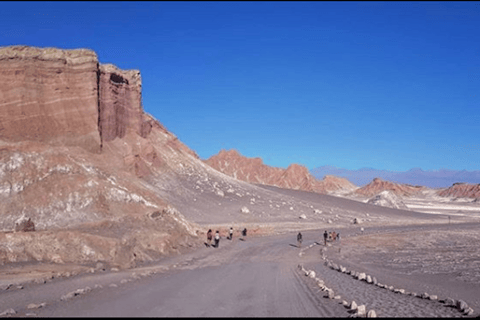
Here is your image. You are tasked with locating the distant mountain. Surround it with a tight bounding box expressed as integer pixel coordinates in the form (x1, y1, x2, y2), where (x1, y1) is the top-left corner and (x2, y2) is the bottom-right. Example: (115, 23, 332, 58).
(311, 166, 480, 188)
(205, 149, 357, 194)
(355, 177, 425, 197)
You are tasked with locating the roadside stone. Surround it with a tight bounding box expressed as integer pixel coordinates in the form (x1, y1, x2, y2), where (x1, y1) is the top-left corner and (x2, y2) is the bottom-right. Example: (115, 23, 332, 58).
(111, 268, 119, 272)
(342, 300, 349, 307)
(349, 301, 358, 311)
(421, 292, 430, 299)
(464, 307, 474, 316)
(334, 295, 342, 300)
(444, 298, 455, 306)
(456, 299, 468, 312)
(357, 273, 366, 281)
(366, 275, 373, 284)
(367, 309, 377, 318)
(429, 295, 438, 301)
(27, 302, 46, 309)
(356, 305, 366, 316)
(0, 308, 16, 316)
(109, 283, 118, 288)
(372, 277, 377, 285)
(60, 291, 76, 301)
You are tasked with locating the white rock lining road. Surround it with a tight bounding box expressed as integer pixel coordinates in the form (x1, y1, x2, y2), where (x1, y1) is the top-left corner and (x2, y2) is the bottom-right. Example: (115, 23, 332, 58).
(298, 241, 475, 318)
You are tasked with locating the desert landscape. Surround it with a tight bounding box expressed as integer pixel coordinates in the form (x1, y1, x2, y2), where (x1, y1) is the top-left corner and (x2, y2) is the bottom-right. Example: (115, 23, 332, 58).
(0, 45, 479, 317)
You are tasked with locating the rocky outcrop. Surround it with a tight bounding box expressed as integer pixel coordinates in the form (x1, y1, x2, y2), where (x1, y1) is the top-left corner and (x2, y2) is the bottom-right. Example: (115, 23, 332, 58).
(0, 46, 206, 268)
(0, 46, 153, 152)
(204, 149, 356, 194)
(437, 183, 480, 199)
(0, 46, 101, 153)
(355, 177, 424, 197)
(367, 190, 409, 210)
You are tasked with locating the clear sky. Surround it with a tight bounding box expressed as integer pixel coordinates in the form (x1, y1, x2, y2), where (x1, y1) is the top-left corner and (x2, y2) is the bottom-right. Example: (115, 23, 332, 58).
(1, 1, 479, 172)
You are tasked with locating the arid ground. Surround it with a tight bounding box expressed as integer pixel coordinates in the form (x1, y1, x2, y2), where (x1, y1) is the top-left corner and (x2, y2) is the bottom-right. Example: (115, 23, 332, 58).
(1, 186, 479, 318)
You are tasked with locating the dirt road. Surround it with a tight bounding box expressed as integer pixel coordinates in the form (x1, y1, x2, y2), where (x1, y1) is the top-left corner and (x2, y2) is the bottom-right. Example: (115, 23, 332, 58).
(2, 224, 478, 317)
(2, 233, 348, 317)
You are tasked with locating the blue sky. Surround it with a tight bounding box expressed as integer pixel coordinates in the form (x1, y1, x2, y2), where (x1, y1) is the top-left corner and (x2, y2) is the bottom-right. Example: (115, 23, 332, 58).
(1, 1, 479, 172)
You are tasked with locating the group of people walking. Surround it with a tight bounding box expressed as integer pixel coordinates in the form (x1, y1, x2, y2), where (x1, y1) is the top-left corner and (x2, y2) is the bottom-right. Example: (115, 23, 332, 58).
(206, 227, 247, 248)
(296, 230, 341, 248)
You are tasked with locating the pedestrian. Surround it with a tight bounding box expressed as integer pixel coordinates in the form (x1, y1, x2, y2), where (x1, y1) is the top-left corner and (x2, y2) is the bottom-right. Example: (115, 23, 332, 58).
(297, 232, 303, 248)
(229, 227, 233, 240)
(214, 230, 220, 248)
(207, 229, 213, 247)
(242, 228, 247, 237)
(337, 232, 340, 242)
(323, 230, 328, 246)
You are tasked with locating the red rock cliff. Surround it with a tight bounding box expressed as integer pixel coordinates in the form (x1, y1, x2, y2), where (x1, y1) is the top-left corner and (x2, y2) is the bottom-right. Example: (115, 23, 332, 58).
(0, 46, 101, 152)
(0, 46, 152, 151)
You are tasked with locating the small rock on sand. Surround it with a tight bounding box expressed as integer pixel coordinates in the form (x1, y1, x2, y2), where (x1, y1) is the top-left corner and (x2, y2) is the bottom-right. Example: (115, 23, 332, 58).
(356, 305, 366, 316)
(0, 308, 16, 316)
(349, 301, 358, 311)
(367, 310, 377, 318)
(456, 300, 468, 312)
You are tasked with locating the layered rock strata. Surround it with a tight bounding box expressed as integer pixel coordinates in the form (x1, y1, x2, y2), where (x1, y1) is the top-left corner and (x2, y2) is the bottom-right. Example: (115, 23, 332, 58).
(0, 46, 151, 151)
(0, 46, 101, 152)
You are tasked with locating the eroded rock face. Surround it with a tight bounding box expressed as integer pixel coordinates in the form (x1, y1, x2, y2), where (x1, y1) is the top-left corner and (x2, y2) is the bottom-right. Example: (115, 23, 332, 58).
(204, 149, 356, 194)
(0, 46, 101, 153)
(98, 64, 144, 142)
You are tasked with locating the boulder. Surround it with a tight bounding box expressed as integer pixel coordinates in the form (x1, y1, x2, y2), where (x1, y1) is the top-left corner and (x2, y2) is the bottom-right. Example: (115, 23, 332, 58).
(357, 273, 366, 281)
(366, 275, 373, 284)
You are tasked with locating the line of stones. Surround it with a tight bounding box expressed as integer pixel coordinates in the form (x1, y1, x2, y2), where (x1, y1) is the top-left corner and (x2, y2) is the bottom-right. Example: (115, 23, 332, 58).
(0, 269, 158, 317)
(298, 242, 475, 317)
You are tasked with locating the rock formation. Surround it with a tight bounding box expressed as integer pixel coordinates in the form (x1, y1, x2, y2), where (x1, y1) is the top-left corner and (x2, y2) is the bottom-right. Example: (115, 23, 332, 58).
(366, 190, 409, 210)
(0, 46, 207, 268)
(355, 177, 424, 197)
(437, 183, 480, 199)
(204, 149, 357, 194)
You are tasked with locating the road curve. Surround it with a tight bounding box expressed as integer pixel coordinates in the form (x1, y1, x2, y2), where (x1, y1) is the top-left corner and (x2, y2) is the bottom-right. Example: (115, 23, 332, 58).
(33, 233, 348, 317)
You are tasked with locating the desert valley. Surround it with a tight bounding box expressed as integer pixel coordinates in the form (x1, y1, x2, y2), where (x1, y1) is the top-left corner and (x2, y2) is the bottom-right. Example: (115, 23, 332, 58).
(0, 46, 479, 317)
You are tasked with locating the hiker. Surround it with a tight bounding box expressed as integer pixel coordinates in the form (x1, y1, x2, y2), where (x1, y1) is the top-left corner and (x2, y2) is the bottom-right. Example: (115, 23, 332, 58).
(207, 229, 213, 247)
(242, 228, 247, 237)
(323, 230, 328, 246)
(229, 227, 233, 240)
(297, 232, 303, 248)
(337, 232, 340, 242)
(214, 230, 220, 248)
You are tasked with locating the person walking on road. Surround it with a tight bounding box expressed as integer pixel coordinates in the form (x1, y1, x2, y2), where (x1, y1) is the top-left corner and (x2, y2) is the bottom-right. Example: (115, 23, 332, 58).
(214, 230, 220, 248)
(323, 230, 328, 246)
(207, 229, 213, 247)
(229, 227, 233, 240)
(297, 232, 303, 248)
